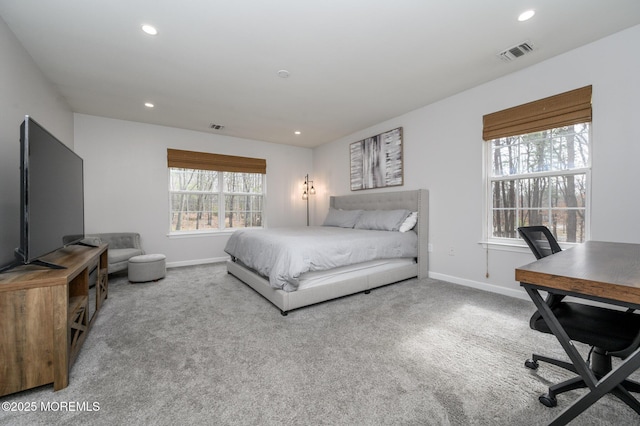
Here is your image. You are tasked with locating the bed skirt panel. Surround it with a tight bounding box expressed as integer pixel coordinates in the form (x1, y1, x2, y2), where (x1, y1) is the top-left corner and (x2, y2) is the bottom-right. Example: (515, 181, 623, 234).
(227, 260, 417, 313)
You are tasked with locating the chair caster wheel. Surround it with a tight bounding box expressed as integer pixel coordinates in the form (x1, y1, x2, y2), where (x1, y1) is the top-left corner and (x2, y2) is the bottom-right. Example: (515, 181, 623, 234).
(525, 359, 539, 370)
(539, 393, 557, 408)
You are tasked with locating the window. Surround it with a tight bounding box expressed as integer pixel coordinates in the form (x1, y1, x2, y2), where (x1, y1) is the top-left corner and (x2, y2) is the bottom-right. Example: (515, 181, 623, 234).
(167, 149, 266, 232)
(483, 86, 592, 243)
(487, 124, 590, 242)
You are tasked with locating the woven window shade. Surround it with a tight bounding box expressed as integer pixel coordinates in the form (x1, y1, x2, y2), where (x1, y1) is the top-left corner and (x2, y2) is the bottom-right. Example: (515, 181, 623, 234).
(483, 85, 592, 141)
(167, 149, 266, 174)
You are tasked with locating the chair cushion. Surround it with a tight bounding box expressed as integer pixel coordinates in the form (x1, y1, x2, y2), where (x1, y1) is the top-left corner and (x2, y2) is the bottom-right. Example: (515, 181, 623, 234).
(109, 248, 144, 264)
(532, 302, 640, 352)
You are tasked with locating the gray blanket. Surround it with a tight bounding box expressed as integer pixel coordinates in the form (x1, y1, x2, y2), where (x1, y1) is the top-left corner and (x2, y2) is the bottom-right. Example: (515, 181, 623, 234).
(224, 226, 417, 291)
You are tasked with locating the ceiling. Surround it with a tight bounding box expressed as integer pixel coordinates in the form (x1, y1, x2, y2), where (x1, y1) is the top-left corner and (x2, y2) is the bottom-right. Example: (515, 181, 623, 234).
(1, 1, 639, 148)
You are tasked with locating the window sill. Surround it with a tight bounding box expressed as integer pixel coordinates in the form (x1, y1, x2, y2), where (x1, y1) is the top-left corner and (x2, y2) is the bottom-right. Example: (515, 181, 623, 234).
(167, 230, 235, 239)
(478, 240, 530, 254)
(478, 239, 580, 253)
(167, 227, 265, 239)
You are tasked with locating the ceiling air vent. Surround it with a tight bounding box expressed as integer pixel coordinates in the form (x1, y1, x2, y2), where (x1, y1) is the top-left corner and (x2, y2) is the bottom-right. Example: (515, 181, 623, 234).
(210, 123, 225, 130)
(498, 41, 534, 62)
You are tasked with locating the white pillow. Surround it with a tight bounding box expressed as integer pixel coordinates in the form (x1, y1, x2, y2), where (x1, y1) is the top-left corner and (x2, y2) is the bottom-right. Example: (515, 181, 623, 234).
(398, 211, 418, 232)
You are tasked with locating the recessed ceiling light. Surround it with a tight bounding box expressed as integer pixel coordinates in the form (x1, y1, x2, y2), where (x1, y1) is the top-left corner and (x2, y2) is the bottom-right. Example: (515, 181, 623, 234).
(142, 24, 158, 35)
(518, 10, 535, 21)
(144, 102, 154, 108)
(294, 131, 301, 135)
(277, 70, 290, 78)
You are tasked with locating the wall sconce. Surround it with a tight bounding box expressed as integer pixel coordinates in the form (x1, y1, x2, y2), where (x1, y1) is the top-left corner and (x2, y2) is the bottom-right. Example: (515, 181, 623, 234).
(302, 174, 315, 225)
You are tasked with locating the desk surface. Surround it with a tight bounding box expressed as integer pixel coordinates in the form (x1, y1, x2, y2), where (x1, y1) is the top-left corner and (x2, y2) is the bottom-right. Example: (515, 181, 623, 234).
(516, 240, 640, 307)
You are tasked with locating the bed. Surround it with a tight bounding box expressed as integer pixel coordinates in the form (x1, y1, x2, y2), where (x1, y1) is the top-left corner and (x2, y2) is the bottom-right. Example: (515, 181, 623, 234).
(225, 189, 428, 315)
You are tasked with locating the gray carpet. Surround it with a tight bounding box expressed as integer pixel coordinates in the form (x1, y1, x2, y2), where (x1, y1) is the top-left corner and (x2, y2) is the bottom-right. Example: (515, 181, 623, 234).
(2, 263, 639, 425)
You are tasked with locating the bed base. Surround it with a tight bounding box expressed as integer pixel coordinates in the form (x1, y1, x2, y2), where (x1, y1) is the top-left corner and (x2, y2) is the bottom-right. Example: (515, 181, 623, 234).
(227, 259, 418, 315)
(226, 188, 428, 315)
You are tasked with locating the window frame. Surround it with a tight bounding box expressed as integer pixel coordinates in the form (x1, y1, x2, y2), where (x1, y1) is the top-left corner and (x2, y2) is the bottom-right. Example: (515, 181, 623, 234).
(168, 168, 266, 235)
(483, 125, 592, 247)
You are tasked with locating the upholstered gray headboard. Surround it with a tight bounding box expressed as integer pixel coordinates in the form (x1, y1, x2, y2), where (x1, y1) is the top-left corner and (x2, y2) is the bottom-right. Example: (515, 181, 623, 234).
(330, 189, 429, 279)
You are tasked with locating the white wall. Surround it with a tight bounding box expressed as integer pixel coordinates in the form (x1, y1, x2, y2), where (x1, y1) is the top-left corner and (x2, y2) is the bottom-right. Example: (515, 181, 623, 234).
(0, 16, 73, 268)
(3, 11, 638, 299)
(74, 114, 313, 267)
(313, 24, 640, 300)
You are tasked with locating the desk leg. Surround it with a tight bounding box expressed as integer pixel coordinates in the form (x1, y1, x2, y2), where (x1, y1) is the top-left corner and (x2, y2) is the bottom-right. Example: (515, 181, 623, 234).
(523, 284, 640, 425)
(552, 346, 640, 425)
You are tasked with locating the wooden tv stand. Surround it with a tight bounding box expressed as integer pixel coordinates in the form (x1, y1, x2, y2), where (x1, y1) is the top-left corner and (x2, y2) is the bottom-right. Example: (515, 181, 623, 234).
(0, 244, 108, 396)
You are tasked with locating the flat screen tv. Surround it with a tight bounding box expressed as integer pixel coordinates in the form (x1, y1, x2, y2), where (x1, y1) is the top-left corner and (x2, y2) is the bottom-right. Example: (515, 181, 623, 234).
(1, 116, 85, 272)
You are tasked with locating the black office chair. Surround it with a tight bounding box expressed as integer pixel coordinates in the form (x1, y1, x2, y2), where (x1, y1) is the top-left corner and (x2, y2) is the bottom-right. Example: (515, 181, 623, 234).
(518, 226, 640, 412)
(518, 226, 570, 397)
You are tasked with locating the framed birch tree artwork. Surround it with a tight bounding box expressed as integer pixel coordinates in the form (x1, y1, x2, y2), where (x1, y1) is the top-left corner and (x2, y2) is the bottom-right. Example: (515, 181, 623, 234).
(350, 127, 403, 191)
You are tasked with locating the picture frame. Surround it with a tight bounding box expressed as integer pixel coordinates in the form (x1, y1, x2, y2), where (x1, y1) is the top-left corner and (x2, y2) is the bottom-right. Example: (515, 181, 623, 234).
(350, 127, 403, 191)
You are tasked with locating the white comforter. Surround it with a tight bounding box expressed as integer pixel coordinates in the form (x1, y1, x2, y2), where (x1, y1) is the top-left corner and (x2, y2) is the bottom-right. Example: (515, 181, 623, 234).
(224, 226, 417, 291)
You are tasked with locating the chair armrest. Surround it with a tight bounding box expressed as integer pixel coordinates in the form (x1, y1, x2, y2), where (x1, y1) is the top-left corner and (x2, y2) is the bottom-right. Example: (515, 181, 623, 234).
(87, 232, 143, 251)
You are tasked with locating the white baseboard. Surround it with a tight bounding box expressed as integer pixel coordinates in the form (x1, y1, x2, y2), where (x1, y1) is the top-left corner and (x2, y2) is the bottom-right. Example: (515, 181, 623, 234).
(164, 259, 530, 303)
(166, 256, 229, 269)
(428, 272, 530, 302)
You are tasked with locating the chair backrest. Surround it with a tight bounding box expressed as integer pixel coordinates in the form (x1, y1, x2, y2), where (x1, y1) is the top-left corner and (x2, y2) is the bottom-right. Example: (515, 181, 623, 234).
(518, 225, 566, 312)
(517, 226, 562, 260)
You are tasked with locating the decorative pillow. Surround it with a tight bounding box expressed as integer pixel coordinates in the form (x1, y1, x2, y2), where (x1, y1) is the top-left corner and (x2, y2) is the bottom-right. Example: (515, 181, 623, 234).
(322, 208, 363, 228)
(354, 209, 411, 231)
(398, 211, 418, 233)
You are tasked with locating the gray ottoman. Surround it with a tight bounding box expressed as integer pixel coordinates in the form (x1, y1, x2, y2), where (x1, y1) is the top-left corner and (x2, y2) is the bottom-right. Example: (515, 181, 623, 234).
(128, 254, 166, 283)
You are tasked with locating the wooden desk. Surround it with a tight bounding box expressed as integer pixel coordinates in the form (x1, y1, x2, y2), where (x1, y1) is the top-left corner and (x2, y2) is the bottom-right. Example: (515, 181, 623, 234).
(516, 241, 640, 425)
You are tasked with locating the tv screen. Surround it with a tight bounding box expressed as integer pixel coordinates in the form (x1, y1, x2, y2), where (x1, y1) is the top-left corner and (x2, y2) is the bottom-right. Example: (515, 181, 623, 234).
(16, 116, 84, 267)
